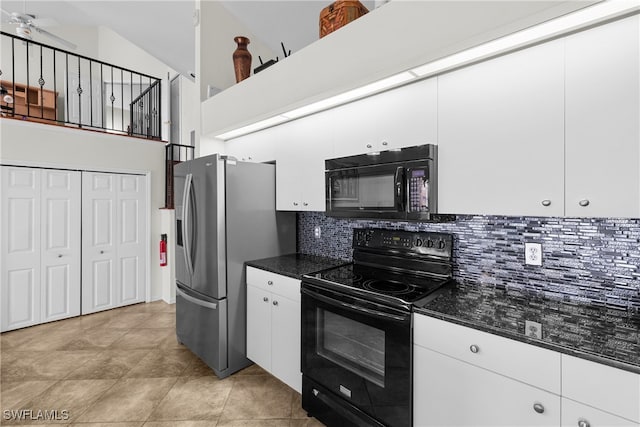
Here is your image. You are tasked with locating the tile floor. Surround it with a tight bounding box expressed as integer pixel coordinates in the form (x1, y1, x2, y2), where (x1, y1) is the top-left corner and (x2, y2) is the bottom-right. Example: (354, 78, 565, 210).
(0, 301, 325, 426)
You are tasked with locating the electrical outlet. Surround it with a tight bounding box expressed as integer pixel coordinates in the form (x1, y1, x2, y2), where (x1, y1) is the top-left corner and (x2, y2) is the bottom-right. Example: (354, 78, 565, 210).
(525, 320, 543, 339)
(314, 227, 321, 239)
(524, 242, 542, 266)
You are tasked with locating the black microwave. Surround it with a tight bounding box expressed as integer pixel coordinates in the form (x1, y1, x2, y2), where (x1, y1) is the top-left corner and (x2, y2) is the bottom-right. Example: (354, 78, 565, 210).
(325, 144, 443, 221)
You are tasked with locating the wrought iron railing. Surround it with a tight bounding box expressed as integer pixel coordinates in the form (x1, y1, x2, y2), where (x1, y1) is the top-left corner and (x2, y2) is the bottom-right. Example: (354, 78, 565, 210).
(0, 30, 162, 140)
(165, 143, 195, 209)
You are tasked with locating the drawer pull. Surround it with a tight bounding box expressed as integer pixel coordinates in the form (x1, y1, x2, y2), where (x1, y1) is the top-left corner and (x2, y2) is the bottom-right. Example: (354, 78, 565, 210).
(267, 280, 273, 286)
(541, 199, 551, 207)
(263, 297, 268, 302)
(579, 199, 590, 207)
(469, 345, 479, 354)
(273, 300, 279, 306)
(533, 403, 545, 414)
(578, 420, 590, 427)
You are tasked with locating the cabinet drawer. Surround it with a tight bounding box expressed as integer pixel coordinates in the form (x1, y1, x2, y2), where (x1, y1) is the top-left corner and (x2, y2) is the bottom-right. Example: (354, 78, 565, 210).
(562, 397, 639, 427)
(246, 266, 300, 302)
(414, 314, 561, 393)
(562, 355, 640, 423)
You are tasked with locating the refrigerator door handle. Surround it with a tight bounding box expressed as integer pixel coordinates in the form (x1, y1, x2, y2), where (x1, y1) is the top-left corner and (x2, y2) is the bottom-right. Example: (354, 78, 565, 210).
(176, 286, 218, 310)
(182, 173, 194, 277)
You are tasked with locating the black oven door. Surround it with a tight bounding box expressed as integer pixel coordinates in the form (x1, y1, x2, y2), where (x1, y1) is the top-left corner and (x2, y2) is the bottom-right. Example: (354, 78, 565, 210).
(326, 163, 406, 217)
(301, 282, 411, 427)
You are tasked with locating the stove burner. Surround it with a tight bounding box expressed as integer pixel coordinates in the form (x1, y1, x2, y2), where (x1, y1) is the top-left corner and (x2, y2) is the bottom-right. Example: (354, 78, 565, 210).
(323, 269, 363, 285)
(362, 279, 412, 295)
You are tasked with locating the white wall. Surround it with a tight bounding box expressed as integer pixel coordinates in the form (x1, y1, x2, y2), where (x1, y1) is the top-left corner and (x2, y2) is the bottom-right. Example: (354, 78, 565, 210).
(0, 118, 166, 301)
(196, 0, 277, 101)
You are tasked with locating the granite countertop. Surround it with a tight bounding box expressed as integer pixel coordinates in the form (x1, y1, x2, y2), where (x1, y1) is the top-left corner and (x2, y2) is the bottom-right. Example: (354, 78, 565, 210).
(415, 282, 640, 375)
(245, 253, 348, 280)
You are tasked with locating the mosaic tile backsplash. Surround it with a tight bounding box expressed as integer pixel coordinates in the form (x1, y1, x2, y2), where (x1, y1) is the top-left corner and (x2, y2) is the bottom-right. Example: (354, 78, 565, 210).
(297, 212, 640, 311)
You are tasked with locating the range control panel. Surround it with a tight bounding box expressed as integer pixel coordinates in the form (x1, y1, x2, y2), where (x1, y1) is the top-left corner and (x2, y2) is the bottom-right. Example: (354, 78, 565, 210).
(353, 228, 453, 258)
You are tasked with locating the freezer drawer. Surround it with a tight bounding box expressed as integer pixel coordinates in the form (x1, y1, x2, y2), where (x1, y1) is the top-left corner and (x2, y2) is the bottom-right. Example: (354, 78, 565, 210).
(176, 284, 228, 374)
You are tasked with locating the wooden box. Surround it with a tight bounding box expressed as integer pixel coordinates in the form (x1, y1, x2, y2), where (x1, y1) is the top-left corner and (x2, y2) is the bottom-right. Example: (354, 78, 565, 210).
(319, 0, 369, 38)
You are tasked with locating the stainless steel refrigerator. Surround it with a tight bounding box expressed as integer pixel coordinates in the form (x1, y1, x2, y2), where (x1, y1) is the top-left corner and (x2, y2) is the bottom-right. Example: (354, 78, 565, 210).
(174, 154, 296, 378)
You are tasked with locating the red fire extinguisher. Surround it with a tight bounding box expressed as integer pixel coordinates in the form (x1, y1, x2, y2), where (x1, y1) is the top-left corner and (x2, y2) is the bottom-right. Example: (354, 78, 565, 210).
(160, 234, 167, 267)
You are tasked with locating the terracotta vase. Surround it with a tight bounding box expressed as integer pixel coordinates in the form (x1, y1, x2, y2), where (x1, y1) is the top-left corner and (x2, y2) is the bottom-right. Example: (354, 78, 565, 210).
(233, 36, 252, 83)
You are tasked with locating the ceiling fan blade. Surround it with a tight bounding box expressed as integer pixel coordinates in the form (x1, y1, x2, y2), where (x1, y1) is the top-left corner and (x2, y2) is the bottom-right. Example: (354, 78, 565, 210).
(31, 17, 58, 27)
(32, 26, 77, 50)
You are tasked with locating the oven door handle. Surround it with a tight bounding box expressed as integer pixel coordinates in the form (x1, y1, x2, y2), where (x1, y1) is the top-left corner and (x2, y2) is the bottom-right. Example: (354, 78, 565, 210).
(301, 286, 409, 323)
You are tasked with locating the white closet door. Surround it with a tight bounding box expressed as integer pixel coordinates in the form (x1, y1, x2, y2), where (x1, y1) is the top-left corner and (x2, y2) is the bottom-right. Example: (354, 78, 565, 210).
(82, 172, 118, 314)
(40, 170, 81, 323)
(116, 174, 146, 306)
(1, 167, 42, 331)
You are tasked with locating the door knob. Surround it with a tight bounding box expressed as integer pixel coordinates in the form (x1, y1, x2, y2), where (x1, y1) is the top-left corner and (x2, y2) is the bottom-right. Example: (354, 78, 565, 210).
(469, 345, 479, 353)
(541, 200, 551, 207)
(263, 297, 268, 302)
(579, 199, 590, 207)
(272, 300, 279, 306)
(578, 419, 590, 427)
(58, 254, 63, 258)
(100, 250, 105, 254)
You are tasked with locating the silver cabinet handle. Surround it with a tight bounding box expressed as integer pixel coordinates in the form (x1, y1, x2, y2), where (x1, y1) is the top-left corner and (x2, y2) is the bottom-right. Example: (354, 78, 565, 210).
(469, 345, 479, 353)
(579, 199, 590, 207)
(541, 200, 551, 206)
(303, 202, 309, 206)
(272, 300, 278, 306)
(58, 254, 63, 258)
(382, 141, 388, 146)
(267, 280, 273, 286)
(293, 202, 299, 206)
(533, 403, 545, 414)
(366, 144, 372, 149)
(263, 297, 269, 302)
(248, 156, 252, 160)
(100, 250, 105, 254)
(578, 419, 590, 427)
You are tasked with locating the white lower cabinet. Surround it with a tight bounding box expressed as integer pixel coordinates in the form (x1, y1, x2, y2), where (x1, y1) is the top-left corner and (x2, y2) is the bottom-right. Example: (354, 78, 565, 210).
(1, 166, 81, 332)
(414, 345, 560, 427)
(562, 398, 639, 427)
(246, 266, 301, 393)
(414, 314, 640, 427)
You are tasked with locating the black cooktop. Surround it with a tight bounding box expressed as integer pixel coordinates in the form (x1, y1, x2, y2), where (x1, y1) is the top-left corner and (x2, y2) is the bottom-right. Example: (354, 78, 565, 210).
(304, 263, 450, 308)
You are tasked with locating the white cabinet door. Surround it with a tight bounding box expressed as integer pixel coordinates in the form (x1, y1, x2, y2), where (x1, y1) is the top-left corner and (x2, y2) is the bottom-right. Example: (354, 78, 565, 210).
(82, 172, 118, 314)
(40, 169, 81, 323)
(331, 77, 438, 157)
(562, 398, 640, 427)
(246, 284, 272, 370)
(276, 113, 331, 211)
(414, 345, 560, 427)
(271, 294, 301, 393)
(438, 40, 565, 216)
(1, 167, 42, 331)
(565, 15, 640, 218)
(116, 174, 146, 306)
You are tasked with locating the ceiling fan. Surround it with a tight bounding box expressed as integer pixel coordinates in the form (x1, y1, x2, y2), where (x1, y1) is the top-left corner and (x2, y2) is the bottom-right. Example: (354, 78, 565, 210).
(1, 7, 77, 50)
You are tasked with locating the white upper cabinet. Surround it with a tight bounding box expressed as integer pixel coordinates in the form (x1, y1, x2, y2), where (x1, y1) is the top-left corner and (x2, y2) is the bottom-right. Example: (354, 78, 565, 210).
(330, 77, 438, 158)
(276, 112, 332, 211)
(225, 125, 279, 163)
(565, 15, 640, 218)
(438, 39, 565, 216)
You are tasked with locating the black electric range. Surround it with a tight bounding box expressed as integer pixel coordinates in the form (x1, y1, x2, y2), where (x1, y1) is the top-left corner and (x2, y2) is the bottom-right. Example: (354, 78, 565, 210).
(300, 228, 454, 427)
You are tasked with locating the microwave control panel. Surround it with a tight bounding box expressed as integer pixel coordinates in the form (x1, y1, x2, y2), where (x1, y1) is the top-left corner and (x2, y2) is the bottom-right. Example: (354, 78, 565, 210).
(407, 168, 429, 213)
(353, 228, 452, 258)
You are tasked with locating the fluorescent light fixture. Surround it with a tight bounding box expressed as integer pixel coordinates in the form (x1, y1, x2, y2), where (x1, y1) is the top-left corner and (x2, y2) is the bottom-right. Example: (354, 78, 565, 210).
(283, 71, 415, 119)
(216, 115, 289, 140)
(412, 0, 640, 77)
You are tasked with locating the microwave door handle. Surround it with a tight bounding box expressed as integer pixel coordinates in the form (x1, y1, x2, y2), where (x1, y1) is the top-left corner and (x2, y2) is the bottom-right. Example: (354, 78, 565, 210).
(394, 166, 405, 211)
